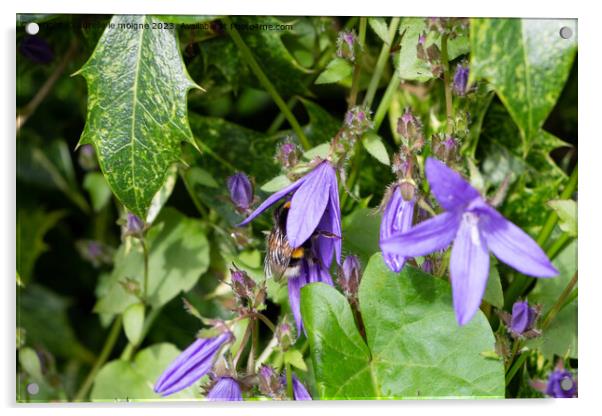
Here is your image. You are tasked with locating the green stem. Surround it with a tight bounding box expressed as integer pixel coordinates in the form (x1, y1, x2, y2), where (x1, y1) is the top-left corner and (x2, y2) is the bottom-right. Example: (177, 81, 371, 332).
(285, 361, 294, 399)
(247, 318, 259, 374)
(267, 96, 298, 135)
(505, 349, 528, 386)
(74, 316, 122, 401)
(340, 140, 363, 210)
(372, 72, 400, 131)
(440, 33, 454, 135)
(255, 333, 278, 372)
(546, 233, 572, 260)
(348, 18, 367, 108)
(120, 306, 162, 361)
(362, 18, 400, 109)
(196, 140, 237, 171)
(179, 169, 209, 218)
(141, 239, 149, 303)
(224, 17, 310, 150)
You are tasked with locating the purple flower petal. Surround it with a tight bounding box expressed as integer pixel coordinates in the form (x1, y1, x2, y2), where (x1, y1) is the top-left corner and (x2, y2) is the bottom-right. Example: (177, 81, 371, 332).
(314, 204, 335, 268)
(328, 174, 343, 264)
(380, 211, 461, 258)
(449, 213, 490, 326)
(379, 186, 415, 272)
(510, 301, 531, 334)
(286, 162, 333, 248)
(206, 377, 243, 401)
(291, 375, 312, 400)
(479, 206, 558, 277)
(288, 273, 306, 336)
(237, 175, 306, 227)
(154, 333, 229, 396)
(425, 157, 481, 211)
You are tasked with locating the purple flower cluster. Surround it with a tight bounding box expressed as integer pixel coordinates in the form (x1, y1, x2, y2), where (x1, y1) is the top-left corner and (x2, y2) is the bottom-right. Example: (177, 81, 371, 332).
(381, 158, 558, 325)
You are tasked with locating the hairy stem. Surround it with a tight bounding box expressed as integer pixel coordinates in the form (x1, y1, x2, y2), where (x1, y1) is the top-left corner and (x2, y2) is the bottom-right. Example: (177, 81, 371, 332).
(348, 17, 367, 108)
(73, 315, 122, 401)
(224, 17, 310, 150)
(440, 33, 454, 135)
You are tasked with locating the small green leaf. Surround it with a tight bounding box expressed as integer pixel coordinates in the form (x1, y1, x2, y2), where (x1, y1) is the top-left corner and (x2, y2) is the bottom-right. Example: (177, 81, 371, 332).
(315, 58, 353, 85)
(19, 347, 44, 382)
(83, 172, 112, 212)
(91, 343, 199, 400)
(77, 15, 200, 218)
(470, 18, 577, 147)
(261, 175, 292, 193)
(302, 143, 331, 161)
(483, 258, 504, 309)
(123, 303, 145, 345)
(548, 199, 577, 236)
(284, 349, 308, 372)
(369, 18, 390, 44)
(362, 131, 390, 165)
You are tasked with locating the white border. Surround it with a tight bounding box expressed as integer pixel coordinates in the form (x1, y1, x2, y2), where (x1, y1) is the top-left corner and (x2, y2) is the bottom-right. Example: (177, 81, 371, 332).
(3, 1, 600, 415)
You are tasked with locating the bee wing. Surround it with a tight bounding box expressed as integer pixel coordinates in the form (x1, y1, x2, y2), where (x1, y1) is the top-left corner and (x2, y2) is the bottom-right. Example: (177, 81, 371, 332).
(265, 225, 293, 282)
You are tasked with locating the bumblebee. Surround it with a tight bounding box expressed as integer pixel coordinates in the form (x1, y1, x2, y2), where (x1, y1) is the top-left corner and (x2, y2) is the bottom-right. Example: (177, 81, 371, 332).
(265, 201, 308, 281)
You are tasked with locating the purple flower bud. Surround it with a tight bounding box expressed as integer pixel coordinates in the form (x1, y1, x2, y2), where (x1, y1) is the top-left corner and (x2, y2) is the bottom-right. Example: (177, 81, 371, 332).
(206, 377, 243, 401)
(227, 172, 254, 211)
(258, 365, 283, 398)
(230, 268, 256, 302)
(509, 300, 539, 336)
(421, 259, 433, 274)
(76, 240, 114, 267)
(275, 141, 299, 169)
(126, 212, 144, 235)
(418, 33, 426, 45)
(336, 30, 357, 62)
(344, 106, 373, 137)
(338, 255, 361, 300)
(397, 109, 423, 146)
(453, 64, 470, 96)
(545, 369, 577, 398)
(19, 35, 53, 64)
(290, 374, 312, 400)
(379, 185, 415, 272)
(275, 321, 295, 350)
(154, 332, 231, 396)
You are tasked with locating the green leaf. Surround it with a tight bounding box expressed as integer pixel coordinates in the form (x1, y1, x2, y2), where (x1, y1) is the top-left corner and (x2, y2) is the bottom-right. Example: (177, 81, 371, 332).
(362, 131, 390, 165)
(483, 258, 504, 309)
(16, 208, 65, 285)
(94, 208, 210, 315)
(18, 347, 44, 382)
(284, 349, 308, 372)
(260, 175, 292, 193)
(470, 18, 577, 147)
(528, 240, 577, 359)
(342, 208, 381, 266)
(302, 253, 505, 399)
(83, 172, 112, 212)
(76, 15, 200, 218)
(315, 58, 353, 85)
(547, 200, 577, 236)
(91, 343, 199, 401)
(146, 164, 178, 224)
(369, 18, 390, 44)
(185, 166, 219, 189)
(302, 143, 331, 161)
(123, 303, 145, 345)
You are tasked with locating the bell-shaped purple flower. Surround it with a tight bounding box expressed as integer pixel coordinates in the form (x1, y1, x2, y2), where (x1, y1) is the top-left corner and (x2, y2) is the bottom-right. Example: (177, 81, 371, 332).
(154, 332, 231, 396)
(238, 160, 342, 266)
(206, 377, 243, 401)
(545, 369, 577, 398)
(380, 185, 416, 273)
(381, 158, 558, 325)
(288, 374, 312, 400)
(227, 172, 254, 211)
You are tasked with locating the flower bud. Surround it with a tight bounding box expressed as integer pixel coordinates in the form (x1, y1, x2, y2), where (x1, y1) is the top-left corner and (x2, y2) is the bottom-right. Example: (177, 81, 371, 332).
(397, 109, 424, 148)
(76, 240, 113, 267)
(124, 212, 144, 237)
(258, 365, 284, 398)
(344, 106, 373, 137)
(19, 35, 54, 64)
(227, 172, 254, 211)
(421, 259, 433, 275)
(336, 30, 357, 62)
(78, 144, 98, 171)
(453, 64, 470, 96)
(509, 300, 540, 338)
(399, 180, 416, 202)
(338, 255, 361, 300)
(275, 140, 299, 170)
(230, 269, 256, 302)
(275, 321, 295, 351)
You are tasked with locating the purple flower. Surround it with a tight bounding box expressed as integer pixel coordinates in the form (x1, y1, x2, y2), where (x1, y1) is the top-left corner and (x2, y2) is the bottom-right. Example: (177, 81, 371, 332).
(206, 377, 243, 401)
(125, 212, 144, 235)
(545, 369, 577, 398)
(258, 365, 283, 398)
(289, 374, 312, 400)
(238, 160, 342, 266)
(19, 35, 53, 64)
(276, 141, 299, 169)
(289, 256, 334, 335)
(453, 64, 470, 96)
(510, 300, 539, 336)
(338, 255, 361, 299)
(421, 259, 433, 274)
(154, 332, 231, 396)
(380, 185, 416, 273)
(381, 158, 558, 325)
(227, 172, 254, 211)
